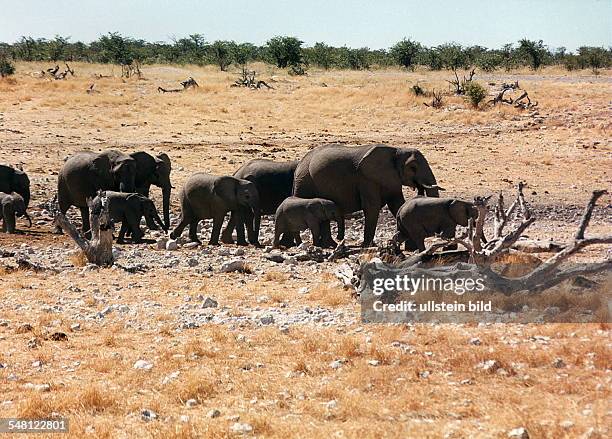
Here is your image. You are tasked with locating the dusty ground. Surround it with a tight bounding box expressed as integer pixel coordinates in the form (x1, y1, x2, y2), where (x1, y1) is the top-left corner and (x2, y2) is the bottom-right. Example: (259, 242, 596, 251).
(0, 63, 611, 438)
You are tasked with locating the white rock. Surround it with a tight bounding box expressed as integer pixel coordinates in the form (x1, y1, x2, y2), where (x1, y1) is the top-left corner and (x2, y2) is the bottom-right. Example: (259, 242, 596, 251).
(220, 259, 249, 273)
(166, 239, 178, 251)
(260, 315, 274, 325)
(329, 360, 344, 370)
(179, 415, 190, 423)
(507, 427, 529, 439)
(161, 371, 180, 385)
(230, 423, 253, 435)
(185, 399, 198, 408)
(559, 420, 574, 429)
(183, 242, 199, 249)
(133, 360, 153, 371)
(367, 360, 380, 366)
(141, 409, 158, 421)
(207, 409, 221, 418)
(70, 323, 81, 331)
(298, 287, 309, 294)
(157, 237, 168, 250)
(325, 400, 338, 410)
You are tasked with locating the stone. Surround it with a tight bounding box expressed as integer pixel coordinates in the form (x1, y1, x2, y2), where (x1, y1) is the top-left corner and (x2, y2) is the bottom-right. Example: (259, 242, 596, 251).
(157, 237, 169, 250)
(507, 427, 529, 439)
(230, 423, 253, 435)
(260, 315, 274, 325)
(70, 323, 81, 331)
(161, 371, 180, 385)
(183, 242, 200, 249)
(220, 259, 250, 273)
(179, 415, 190, 423)
(559, 420, 574, 429)
(133, 360, 153, 371)
(329, 360, 344, 370)
(478, 360, 500, 373)
(469, 337, 481, 346)
(202, 297, 218, 308)
(166, 240, 178, 251)
(141, 409, 158, 421)
(298, 287, 309, 295)
(265, 252, 285, 263)
(207, 409, 221, 418)
(187, 258, 198, 267)
(553, 358, 566, 368)
(185, 399, 198, 408)
(326, 400, 338, 410)
(367, 360, 380, 366)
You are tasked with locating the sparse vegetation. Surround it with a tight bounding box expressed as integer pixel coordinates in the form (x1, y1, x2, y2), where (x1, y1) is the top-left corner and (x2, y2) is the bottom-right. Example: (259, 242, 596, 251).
(0, 55, 15, 77)
(464, 81, 488, 108)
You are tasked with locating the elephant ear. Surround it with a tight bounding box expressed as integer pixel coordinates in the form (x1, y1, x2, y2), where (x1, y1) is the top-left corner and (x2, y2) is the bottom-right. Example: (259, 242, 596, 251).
(448, 200, 471, 227)
(156, 153, 171, 171)
(90, 154, 111, 177)
(356, 145, 402, 188)
(212, 177, 237, 201)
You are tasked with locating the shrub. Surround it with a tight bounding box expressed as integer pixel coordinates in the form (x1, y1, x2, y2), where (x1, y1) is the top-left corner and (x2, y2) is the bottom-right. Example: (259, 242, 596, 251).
(0, 56, 15, 77)
(266, 36, 303, 68)
(412, 84, 425, 96)
(464, 82, 488, 108)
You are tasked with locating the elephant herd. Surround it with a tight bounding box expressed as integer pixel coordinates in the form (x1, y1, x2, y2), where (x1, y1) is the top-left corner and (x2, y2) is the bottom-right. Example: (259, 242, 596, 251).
(1, 143, 484, 253)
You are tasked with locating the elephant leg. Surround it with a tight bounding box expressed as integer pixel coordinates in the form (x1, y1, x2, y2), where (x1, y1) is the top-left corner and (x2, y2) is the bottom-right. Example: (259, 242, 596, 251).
(221, 211, 236, 244)
(273, 222, 283, 248)
(243, 209, 259, 246)
(80, 206, 91, 239)
(118, 222, 128, 244)
(234, 211, 248, 246)
(441, 224, 458, 251)
(170, 216, 190, 240)
(189, 221, 201, 243)
(3, 208, 15, 234)
(209, 214, 225, 246)
(306, 217, 322, 247)
(319, 220, 336, 248)
(293, 232, 302, 246)
(125, 211, 144, 243)
(336, 214, 345, 241)
(252, 211, 261, 246)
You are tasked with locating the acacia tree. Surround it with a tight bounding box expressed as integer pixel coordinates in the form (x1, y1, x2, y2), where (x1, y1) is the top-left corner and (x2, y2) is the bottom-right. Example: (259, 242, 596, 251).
(266, 36, 303, 68)
(307, 42, 334, 69)
(390, 38, 422, 70)
(48, 35, 70, 62)
(518, 39, 548, 70)
(209, 40, 233, 71)
(231, 42, 257, 67)
(437, 43, 470, 72)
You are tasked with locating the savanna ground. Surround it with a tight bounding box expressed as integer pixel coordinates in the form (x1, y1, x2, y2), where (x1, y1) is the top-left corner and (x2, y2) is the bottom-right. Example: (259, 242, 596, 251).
(0, 62, 611, 438)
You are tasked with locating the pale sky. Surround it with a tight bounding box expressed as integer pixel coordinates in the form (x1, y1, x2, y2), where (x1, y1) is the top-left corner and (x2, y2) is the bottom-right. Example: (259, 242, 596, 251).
(1, 0, 610, 50)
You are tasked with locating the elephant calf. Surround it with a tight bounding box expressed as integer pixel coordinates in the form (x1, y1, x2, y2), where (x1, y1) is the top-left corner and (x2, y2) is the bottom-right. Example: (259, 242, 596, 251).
(274, 197, 341, 248)
(96, 191, 167, 244)
(0, 192, 31, 234)
(170, 173, 259, 245)
(395, 197, 484, 252)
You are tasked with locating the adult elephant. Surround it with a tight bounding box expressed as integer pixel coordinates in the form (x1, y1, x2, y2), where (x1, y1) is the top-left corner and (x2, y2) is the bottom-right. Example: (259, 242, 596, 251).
(57, 151, 136, 235)
(0, 164, 30, 209)
(221, 159, 297, 246)
(293, 144, 442, 247)
(129, 151, 172, 229)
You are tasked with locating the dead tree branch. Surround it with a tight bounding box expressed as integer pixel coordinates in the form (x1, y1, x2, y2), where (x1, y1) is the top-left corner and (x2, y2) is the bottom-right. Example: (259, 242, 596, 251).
(53, 191, 114, 267)
(232, 67, 274, 89)
(386, 187, 611, 294)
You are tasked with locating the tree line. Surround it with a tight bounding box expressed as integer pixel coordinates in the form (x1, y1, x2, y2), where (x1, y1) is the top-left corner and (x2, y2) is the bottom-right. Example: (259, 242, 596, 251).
(1, 33, 610, 77)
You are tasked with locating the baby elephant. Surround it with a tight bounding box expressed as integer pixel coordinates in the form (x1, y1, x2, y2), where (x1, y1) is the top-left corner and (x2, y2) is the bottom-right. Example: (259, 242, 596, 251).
(170, 173, 260, 245)
(395, 197, 484, 252)
(0, 192, 31, 233)
(274, 197, 341, 248)
(97, 191, 167, 244)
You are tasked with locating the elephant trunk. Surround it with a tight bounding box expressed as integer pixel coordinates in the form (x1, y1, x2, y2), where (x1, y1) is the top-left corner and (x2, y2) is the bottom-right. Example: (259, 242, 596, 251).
(22, 187, 31, 210)
(23, 212, 32, 228)
(162, 185, 171, 229)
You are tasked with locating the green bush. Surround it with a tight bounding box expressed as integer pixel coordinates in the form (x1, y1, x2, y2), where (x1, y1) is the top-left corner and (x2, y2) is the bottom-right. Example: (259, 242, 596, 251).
(0, 56, 15, 77)
(464, 82, 487, 108)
